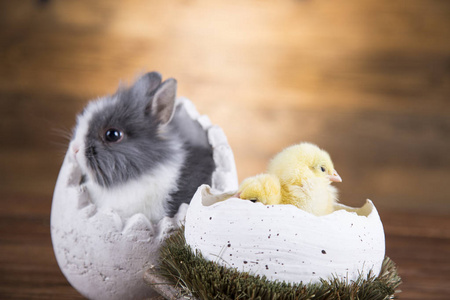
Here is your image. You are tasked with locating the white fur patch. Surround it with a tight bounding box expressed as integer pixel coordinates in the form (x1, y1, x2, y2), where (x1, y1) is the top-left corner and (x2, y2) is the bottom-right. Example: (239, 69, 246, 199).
(70, 96, 111, 167)
(86, 160, 183, 223)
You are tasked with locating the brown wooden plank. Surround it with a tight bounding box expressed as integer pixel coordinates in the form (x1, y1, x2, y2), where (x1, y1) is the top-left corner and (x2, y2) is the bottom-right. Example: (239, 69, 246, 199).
(0, 0, 449, 298)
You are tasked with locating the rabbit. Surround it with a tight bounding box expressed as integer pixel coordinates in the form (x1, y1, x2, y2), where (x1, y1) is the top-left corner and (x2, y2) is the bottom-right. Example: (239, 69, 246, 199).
(68, 72, 215, 223)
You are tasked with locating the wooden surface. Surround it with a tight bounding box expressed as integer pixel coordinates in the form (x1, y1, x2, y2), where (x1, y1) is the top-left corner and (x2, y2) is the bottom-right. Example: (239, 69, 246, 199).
(0, 0, 449, 299)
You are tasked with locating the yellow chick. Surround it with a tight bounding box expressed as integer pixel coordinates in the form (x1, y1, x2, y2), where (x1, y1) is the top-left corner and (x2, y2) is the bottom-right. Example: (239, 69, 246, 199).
(237, 143, 342, 216)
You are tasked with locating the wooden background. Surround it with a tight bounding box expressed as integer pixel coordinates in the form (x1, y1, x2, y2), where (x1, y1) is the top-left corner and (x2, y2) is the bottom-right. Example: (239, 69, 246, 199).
(0, 0, 449, 299)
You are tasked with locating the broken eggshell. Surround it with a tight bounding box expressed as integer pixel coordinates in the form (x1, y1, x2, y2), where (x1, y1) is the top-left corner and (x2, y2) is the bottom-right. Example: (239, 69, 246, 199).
(51, 97, 238, 300)
(185, 185, 385, 284)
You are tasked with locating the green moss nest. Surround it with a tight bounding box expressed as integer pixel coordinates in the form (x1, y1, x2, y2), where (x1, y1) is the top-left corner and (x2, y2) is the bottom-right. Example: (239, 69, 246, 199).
(158, 228, 401, 300)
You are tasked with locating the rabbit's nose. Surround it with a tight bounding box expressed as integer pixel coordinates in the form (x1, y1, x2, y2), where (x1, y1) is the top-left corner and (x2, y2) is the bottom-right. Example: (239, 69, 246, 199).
(71, 143, 80, 154)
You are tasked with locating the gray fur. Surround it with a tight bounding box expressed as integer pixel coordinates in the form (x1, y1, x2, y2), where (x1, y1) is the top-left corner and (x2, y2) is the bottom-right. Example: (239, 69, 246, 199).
(167, 144, 215, 216)
(131, 72, 162, 99)
(84, 72, 178, 187)
(167, 105, 216, 216)
(81, 72, 215, 216)
(169, 104, 211, 149)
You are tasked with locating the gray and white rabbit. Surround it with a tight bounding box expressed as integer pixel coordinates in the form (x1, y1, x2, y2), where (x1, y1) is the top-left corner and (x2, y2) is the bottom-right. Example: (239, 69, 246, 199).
(69, 72, 215, 223)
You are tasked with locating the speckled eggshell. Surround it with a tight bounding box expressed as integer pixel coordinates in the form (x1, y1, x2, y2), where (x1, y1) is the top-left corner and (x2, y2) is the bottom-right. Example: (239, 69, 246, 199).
(51, 98, 238, 300)
(185, 185, 385, 284)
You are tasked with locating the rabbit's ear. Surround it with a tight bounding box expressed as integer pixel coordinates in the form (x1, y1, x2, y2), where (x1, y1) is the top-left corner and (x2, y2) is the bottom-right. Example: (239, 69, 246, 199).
(149, 78, 177, 125)
(132, 71, 162, 98)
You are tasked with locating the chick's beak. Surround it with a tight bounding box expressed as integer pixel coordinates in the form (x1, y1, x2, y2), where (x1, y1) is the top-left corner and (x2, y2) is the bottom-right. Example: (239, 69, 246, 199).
(328, 170, 342, 182)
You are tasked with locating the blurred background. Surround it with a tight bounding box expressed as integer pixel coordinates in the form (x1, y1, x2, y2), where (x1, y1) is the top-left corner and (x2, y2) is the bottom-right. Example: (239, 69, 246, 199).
(0, 0, 449, 299)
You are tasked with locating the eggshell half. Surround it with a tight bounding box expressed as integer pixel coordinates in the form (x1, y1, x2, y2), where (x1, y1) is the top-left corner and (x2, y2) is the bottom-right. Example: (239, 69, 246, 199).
(185, 185, 385, 284)
(51, 98, 238, 300)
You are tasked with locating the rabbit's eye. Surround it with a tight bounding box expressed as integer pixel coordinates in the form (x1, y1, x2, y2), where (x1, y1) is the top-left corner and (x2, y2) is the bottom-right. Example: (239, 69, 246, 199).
(104, 128, 123, 143)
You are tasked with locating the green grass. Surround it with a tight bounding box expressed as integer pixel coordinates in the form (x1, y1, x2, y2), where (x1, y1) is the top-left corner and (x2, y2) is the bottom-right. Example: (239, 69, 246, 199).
(158, 228, 401, 300)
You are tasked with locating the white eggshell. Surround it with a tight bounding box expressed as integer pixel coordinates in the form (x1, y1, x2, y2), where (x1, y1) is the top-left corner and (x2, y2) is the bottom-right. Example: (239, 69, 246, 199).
(51, 98, 238, 300)
(185, 185, 386, 284)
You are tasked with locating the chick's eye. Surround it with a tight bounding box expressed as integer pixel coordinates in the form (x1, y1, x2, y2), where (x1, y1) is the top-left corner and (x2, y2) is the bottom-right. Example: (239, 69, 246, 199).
(320, 166, 326, 172)
(104, 128, 123, 143)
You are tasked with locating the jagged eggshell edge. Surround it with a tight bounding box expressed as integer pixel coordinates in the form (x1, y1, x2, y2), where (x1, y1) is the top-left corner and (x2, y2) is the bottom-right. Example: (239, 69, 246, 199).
(185, 185, 386, 284)
(50, 98, 238, 300)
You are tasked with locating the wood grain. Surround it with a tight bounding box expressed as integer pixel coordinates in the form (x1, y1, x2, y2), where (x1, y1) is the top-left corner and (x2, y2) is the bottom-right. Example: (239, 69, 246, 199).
(0, 0, 449, 299)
